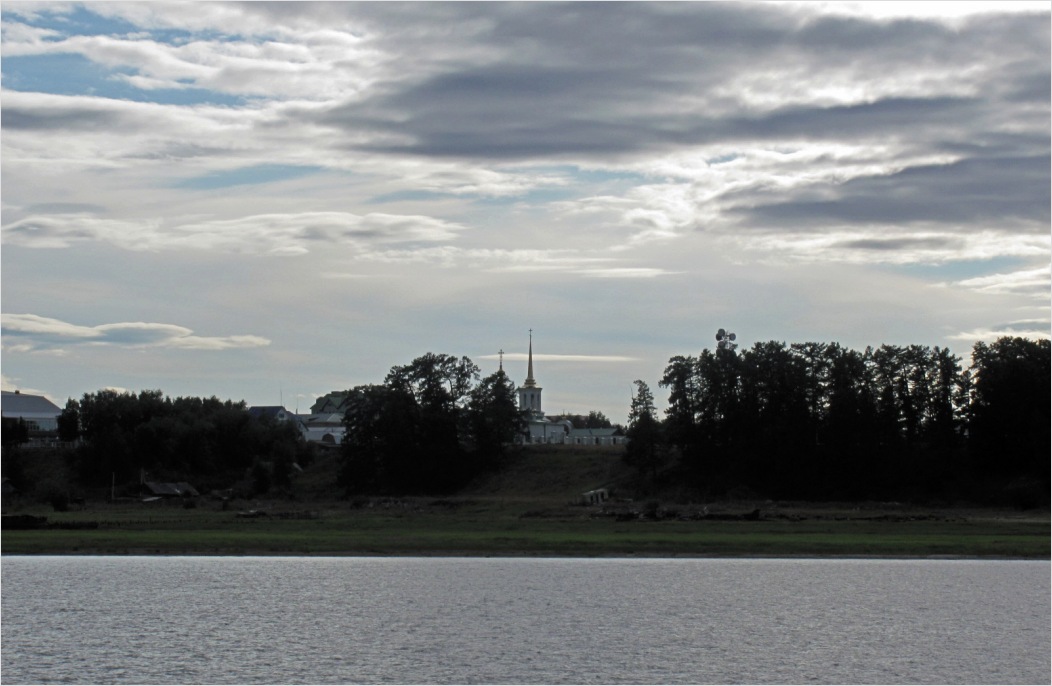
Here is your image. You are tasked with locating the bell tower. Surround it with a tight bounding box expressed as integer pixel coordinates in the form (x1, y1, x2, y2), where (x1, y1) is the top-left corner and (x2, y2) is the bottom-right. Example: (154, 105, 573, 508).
(517, 330, 543, 418)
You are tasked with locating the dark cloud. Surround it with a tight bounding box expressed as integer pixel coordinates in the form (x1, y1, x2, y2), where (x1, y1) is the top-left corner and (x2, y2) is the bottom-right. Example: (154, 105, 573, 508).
(327, 62, 662, 158)
(1005, 68, 1052, 105)
(0, 104, 123, 131)
(734, 155, 1051, 229)
(836, 237, 961, 252)
(999, 319, 1052, 332)
(329, 91, 998, 161)
(24, 203, 108, 215)
(307, 3, 1048, 163)
(726, 96, 983, 142)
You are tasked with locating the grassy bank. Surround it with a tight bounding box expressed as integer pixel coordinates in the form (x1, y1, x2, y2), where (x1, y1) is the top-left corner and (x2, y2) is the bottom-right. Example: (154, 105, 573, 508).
(3, 498, 1048, 558)
(3, 448, 1048, 558)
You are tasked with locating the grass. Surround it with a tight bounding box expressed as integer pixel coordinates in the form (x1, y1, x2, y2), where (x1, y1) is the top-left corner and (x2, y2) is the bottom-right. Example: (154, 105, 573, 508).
(3, 499, 1048, 558)
(3, 447, 1049, 558)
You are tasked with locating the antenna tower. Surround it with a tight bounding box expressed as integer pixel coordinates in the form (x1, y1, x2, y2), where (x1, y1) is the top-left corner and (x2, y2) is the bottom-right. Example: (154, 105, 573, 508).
(716, 328, 738, 351)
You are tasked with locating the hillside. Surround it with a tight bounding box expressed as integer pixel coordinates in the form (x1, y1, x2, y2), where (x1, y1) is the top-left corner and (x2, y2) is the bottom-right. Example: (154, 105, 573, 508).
(462, 445, 632, 502)
(290, 444, 634, 504)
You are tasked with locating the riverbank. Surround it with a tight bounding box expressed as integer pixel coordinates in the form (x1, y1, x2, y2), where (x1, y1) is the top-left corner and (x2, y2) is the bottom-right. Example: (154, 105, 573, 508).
(3, 497, 1048, 558)
(4, 448, 1048, 558)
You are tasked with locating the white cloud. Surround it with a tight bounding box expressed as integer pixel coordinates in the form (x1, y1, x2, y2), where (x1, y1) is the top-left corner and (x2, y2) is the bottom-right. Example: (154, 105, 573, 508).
(1, 11, 385, 100)
(1, 314, 270, 351)
(577, 268, 675, 279)
(482, 353, 638, 363)
(1, 211, 464, 255)
(165, 334, 273, 351)
(342, 245, 679, 280)
(793, 1, 1049, 20)
(0, 313, 99, 339)
(948, 323, 1051, 343)
(951, 265, 1052, 299)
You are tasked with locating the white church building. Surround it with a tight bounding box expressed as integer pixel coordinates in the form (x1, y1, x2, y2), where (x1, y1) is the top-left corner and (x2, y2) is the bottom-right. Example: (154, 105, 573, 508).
(514, 333, 626, 446)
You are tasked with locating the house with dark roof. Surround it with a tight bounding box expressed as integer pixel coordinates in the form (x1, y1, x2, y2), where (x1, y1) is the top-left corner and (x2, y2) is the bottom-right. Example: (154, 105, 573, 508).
(247, 406, 296, 422)
(249, 404, 345, 446)
(309, 393, 351, 415)
(1, 390, 62, 435)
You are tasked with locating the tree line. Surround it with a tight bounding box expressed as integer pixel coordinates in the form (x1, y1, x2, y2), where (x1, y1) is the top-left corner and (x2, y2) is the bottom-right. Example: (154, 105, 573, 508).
(623, 336, 1049, 506)
(3, 336, 1046, 507)
(7, 390, 315, 498)
(1, 353, 527, 501)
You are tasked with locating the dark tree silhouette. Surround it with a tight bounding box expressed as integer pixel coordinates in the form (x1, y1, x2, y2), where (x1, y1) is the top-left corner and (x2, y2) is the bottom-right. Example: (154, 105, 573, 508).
(468, 369, 524, 463)
(339, 353, 525, 495)
(624, 380, 664, 483)
(966, 337, 1050, 504)
(657, 336, 1047, 504)
(57, 389, 312, 493)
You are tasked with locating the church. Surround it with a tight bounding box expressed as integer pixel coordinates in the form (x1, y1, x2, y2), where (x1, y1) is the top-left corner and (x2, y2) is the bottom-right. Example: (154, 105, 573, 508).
(513, 332, 627, 446)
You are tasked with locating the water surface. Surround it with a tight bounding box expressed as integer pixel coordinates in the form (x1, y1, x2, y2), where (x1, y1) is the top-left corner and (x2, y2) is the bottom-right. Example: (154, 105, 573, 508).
(2, 557, 1048, 684)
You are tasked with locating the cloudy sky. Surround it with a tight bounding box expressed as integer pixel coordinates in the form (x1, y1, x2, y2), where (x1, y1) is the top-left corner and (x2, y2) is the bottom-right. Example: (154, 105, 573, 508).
(2, 1, 1049, 421)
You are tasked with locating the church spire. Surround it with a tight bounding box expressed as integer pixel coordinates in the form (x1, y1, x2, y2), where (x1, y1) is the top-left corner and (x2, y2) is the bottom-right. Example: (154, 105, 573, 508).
(517, 329, 543, 418)
(524, 329, 537, 387)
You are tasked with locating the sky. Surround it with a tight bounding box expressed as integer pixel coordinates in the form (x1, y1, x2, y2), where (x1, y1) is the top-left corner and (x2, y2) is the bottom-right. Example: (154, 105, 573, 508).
(1, 1, 1049, 423)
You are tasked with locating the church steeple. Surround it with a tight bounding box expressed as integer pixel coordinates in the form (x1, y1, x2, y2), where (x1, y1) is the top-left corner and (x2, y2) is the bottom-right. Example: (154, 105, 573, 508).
(518, 329, 543, 417)
(524, 329, 537, 388)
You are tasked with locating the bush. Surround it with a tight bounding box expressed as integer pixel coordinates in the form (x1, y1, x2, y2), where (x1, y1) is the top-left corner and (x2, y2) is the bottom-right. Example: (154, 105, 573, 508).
(35, 478, 70, 511)
(1001, 477, 1047, 510)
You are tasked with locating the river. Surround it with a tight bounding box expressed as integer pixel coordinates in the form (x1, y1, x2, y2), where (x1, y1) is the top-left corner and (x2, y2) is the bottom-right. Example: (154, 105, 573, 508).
(1, 556, 1048, 684)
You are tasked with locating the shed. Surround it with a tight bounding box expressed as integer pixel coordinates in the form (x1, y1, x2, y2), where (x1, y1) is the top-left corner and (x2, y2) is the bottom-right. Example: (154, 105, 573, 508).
(581, 488, 609, 505)
(567, 427, 628, 446)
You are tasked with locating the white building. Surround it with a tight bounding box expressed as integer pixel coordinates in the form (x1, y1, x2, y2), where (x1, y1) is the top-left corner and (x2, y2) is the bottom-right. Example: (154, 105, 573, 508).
(296, 413, 345, 446)
(248, 404, 345, 447)
(514, 333, 626, 446)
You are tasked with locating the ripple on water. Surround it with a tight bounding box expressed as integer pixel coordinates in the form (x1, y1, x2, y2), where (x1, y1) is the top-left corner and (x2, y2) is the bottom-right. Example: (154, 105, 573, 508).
(2, 557, 1049, 684)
